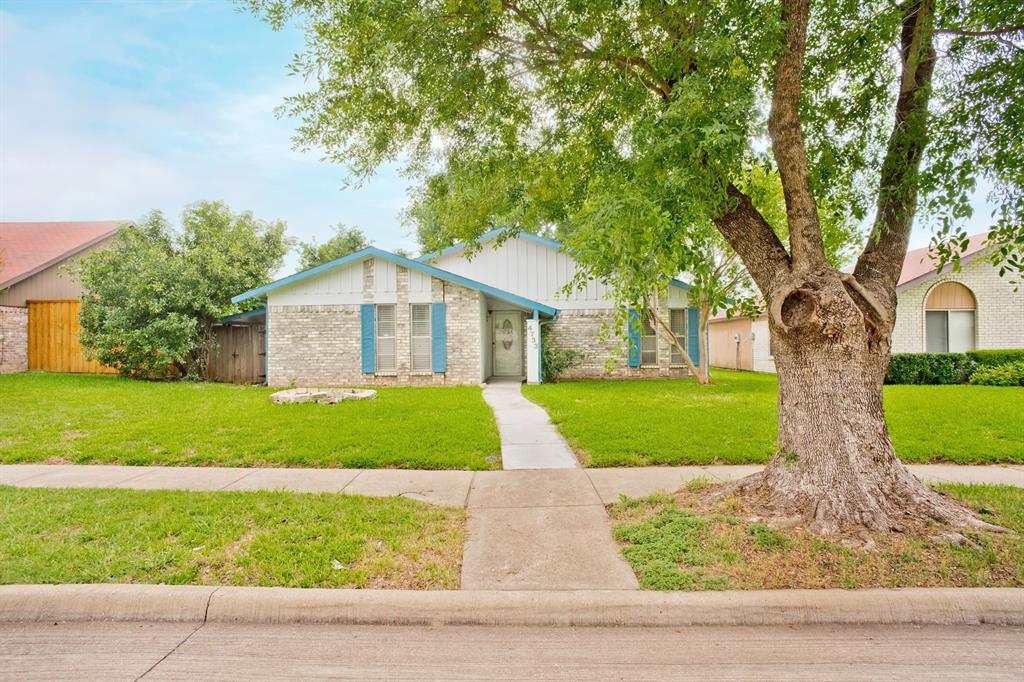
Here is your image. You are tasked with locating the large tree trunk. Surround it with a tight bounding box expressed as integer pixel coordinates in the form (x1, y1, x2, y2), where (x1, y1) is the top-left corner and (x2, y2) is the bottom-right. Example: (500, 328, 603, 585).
(725, 273, 993, 540)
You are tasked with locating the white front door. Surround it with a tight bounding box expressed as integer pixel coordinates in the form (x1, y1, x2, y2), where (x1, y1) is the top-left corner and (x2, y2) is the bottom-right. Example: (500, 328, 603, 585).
(492, 312, 523, 377)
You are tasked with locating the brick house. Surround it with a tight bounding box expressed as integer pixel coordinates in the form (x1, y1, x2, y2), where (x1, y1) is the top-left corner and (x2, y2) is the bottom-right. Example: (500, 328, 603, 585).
(708, 231, 1024, 372)
(232, 230, 700, 386)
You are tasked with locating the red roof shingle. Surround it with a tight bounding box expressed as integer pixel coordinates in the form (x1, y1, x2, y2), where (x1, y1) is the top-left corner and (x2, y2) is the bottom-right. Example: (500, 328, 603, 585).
(0, 221, 125, 289)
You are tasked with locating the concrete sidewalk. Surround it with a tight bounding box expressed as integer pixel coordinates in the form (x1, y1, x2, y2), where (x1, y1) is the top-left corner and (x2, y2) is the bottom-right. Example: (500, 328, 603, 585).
(3, 463, 1022, 504)
(481, 381, 579, 469)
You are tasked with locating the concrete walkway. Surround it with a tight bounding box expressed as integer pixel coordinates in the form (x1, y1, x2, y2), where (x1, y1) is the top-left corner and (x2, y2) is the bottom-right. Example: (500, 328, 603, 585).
(4, 463, 1022, 502)
(481, 380, 579, 470)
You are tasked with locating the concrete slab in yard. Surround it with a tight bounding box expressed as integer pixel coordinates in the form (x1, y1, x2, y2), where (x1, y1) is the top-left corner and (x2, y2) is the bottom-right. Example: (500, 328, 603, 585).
(700, 464, 765, 482)
(500, 443, 579, 470)
(585, 467, 715, 504)
(461, 506, 639, 590)
(220, 467, 361, 493)
(122, 466, 252, 491)
(343, 470, 474, 507)
(467, 469, 601, 508)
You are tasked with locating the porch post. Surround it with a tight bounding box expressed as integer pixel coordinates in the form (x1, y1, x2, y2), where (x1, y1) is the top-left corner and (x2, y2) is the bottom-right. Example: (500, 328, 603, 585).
(525, 309, 541, 384)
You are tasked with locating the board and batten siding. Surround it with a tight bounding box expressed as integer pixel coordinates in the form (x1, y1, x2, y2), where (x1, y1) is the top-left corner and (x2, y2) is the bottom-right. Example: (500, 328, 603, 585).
(427, 236, 619, 309)
(270, 258, 433, 306)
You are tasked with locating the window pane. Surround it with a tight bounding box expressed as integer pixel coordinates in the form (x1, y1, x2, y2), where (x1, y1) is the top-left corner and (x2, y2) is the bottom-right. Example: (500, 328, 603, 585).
(376, 304, 396, 371)
(925, 311, 948, 353)
(411, 337, 432, 371)
(670, 309, 686, 364)
(948, 310, 975, 352)
(376, 304, 396, 337)
(411, 304, 431, 337)
(641, 314, 657, 365)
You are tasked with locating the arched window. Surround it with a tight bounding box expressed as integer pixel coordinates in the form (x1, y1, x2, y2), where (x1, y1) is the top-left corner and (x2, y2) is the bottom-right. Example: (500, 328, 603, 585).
(925, 282, 976, 353)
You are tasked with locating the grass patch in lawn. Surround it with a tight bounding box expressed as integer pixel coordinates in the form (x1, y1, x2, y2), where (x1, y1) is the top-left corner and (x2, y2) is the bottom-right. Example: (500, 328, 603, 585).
(0, 485, 464, 589)
(0, 373, 500, 469)
(523, 370, 1024, 465)
(610, 483, 1024, 590)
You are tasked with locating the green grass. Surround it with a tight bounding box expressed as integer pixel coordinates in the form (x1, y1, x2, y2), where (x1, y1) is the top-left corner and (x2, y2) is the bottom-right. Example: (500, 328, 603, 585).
(0, 485, 465, 589)
(610, 483, 1024, 590)
(523, 370, 1024, 466)
(0, 373, 500, 469)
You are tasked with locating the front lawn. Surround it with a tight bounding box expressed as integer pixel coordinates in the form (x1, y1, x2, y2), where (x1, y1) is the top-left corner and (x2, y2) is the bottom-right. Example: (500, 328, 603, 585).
(0, 373, 500, 469)
(611, 482, 1024, 590)
(523, 370, 1024, 465)
(0, 485, 464, 589)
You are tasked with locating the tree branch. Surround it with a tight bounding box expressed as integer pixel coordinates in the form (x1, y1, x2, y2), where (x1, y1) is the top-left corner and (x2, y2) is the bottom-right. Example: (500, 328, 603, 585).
(714, 185, 792, 294)
(768, 0, 827, 273)
(855, 0, 937, 300)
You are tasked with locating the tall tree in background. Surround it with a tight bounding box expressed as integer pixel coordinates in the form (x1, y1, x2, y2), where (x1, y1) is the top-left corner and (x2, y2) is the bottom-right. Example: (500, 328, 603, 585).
(76, 202, 289, 379)
(247, 0, 1023, 539)
(298, 224, 372, 270)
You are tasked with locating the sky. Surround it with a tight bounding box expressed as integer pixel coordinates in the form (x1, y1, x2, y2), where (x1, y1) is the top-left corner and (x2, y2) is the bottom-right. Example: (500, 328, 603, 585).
(0, 0, 416, 273)
(0, 0, 998, 276)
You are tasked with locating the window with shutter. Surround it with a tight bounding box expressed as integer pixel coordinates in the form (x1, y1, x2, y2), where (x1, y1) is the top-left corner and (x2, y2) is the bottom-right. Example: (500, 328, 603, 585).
(410, 303, 432, 372)
(376, 304, 396, 372)
(641, 316, 658, 366)
(669, 309, 687, 365)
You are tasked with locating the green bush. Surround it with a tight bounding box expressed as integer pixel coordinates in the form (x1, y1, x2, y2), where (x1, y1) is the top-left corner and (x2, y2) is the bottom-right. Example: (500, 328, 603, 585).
(885, 353, 976, 385)
(969, 361, 1024, 386)
(967, 349, 1024, 368)
(541, 327, 584, 382)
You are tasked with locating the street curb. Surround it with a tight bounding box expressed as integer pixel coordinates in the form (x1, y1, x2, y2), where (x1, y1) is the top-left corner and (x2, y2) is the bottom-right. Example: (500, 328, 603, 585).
(1, 585, 1022, 627)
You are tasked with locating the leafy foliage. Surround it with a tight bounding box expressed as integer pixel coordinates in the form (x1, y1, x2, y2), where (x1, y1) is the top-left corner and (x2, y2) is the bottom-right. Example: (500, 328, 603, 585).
(969, 360, 1024, 386)
(885, 353, 977, 385)
(298, 223, 371, 270)
(74, 202, 288, 379)
(967, 348, 1024, 367)
(540, 326, 583, 382)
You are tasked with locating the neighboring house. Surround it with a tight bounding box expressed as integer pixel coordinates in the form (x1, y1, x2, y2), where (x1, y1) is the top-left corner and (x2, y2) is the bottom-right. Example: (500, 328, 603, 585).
(709, 231, 1024, 372)
(0, 221, 124, 374)
(232, 229, 700, 386)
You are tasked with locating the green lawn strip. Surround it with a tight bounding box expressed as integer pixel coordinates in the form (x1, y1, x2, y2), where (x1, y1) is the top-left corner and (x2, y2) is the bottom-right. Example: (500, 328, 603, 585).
(0, 485, 465, 589)
(523, 371, 1024, 465)
(609, 483, 1024, 591)
(0, 373, 500, 469)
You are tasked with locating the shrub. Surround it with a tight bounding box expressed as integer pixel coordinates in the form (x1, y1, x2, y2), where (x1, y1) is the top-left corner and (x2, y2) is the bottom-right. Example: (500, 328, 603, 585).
(967, 349, 1024, 368)
(885, 353, 976, 385)
(969, 361, 1024, 386)
(541, 327, 583, 381)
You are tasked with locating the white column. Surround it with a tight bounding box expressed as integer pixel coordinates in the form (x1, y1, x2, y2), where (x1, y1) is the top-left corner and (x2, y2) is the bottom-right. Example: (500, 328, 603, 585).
(525, 315, 541, 384)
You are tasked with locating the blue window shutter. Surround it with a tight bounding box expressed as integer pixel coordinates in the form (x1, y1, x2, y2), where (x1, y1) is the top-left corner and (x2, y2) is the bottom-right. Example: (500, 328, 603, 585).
(687, 307, 700, 367)
(360, 304, 375, 373)
(431, 302, 447, 372)
(627, 307, 641, 367)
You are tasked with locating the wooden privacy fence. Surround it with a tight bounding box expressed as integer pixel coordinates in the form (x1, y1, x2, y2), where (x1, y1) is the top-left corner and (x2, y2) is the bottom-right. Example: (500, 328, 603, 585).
(208, 323, 266, 384)
(27, 300, 114, 374)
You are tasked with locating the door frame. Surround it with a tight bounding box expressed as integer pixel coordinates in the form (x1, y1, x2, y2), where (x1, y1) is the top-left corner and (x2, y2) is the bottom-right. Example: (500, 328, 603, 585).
(491, 310, 524, 377)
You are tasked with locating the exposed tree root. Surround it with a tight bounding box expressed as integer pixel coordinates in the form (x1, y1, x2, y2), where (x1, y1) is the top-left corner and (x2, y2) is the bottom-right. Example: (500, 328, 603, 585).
(711, 464, 1009, 545)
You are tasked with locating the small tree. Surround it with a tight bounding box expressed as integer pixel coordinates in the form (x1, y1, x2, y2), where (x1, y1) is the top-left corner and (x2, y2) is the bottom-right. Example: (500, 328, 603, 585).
(298, 224, 371, 270)
(75, 202, 289, 379)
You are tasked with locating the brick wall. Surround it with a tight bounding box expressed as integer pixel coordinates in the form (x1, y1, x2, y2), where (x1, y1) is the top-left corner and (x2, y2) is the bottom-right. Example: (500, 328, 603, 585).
(0, 306, 28, 373)
(267, 261, 483, 387)
(892, 256, 1024, 353)
(544, 293, 690, 380)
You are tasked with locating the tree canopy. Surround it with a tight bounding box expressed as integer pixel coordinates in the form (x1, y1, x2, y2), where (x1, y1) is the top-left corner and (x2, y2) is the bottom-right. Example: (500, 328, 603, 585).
(298, 224, 372, 270)
(76, 201, 289, 379)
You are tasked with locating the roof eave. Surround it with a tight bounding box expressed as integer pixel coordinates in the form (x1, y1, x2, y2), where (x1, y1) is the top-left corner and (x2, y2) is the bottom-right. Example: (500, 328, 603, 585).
(0, 226, 122, 290)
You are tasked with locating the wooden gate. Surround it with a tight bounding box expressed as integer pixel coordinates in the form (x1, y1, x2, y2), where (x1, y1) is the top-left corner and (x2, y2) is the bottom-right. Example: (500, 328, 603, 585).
(208, 324, 266, 384)
(27, 300, 114, 373)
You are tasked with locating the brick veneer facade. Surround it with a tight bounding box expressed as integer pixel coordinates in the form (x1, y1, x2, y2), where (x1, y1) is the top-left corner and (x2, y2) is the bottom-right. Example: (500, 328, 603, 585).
(544, 292, 690, 380)
(267, 261, 482, 387)
(0, 305, 28, 373)
(892, 255, 1024, 353)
